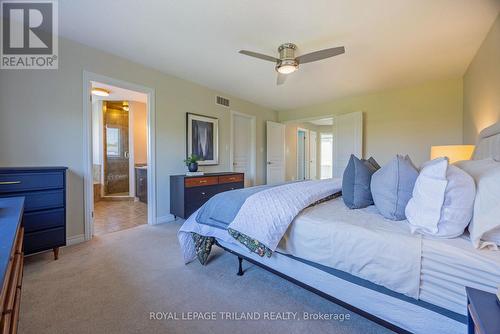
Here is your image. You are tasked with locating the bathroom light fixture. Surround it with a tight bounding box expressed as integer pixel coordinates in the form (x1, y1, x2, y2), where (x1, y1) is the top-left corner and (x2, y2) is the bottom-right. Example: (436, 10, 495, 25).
(91, 87, 110, 97)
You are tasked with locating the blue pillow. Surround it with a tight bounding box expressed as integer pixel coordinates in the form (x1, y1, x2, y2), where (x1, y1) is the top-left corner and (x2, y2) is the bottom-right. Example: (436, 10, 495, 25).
(342, 155, 380, 209)
(371, 155, 418, 220)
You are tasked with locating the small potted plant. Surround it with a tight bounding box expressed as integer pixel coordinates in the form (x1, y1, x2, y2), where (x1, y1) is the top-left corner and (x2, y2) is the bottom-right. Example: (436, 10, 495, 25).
(184, 154, 199, 172)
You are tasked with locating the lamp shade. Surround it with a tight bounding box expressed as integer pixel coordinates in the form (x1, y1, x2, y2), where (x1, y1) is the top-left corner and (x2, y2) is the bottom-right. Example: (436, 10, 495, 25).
(430, 145, 475, 163)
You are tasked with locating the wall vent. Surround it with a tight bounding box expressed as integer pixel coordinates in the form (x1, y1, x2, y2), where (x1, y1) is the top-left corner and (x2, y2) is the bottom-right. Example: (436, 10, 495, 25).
(216, 96, 230, 108)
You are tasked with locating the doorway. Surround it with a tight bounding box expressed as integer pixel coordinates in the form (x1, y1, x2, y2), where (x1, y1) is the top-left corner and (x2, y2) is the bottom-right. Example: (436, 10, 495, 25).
(284, 118, 334, 181)
(230, 111, 256, 187)
(92, 84, 148, 235)
(83, 72, 156, 240)
(297, 129, 308, 180)
(320, 133, 333, 179)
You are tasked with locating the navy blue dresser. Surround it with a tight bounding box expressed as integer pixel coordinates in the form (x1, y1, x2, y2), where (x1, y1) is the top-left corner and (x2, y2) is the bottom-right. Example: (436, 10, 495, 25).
(0, 167, 67, 260)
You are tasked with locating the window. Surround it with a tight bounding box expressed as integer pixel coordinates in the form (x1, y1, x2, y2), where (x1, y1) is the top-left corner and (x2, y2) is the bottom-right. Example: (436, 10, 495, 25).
(106, 126, 121, 157)
(320, 133, 333, 179)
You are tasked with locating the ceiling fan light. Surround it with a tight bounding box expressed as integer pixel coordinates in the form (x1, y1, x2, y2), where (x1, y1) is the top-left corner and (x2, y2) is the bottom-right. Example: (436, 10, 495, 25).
(277, 64, 297, 74)
(91, 87, 110, 97)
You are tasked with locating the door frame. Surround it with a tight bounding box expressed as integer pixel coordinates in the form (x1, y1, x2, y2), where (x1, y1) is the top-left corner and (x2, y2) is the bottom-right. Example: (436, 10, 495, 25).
(229, 110, 256, 186)
(296, 127, 309, 180)
(82, 71, 157, 241)
(319, 131, 334, 179)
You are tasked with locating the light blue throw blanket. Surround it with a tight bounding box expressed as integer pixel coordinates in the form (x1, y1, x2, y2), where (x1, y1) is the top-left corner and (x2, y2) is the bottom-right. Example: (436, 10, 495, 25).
(195, 184, 273, 229)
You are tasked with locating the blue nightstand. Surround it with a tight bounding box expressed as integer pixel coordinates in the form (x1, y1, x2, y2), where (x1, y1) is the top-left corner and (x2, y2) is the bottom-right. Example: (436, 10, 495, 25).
(466, 287, 500, 334)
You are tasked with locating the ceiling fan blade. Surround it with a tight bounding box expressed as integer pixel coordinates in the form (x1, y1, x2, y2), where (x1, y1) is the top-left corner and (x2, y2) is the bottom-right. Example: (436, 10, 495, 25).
(295, 46, 345, 64)
(239, 50, 279, 63)
(276, 73, 287, 85)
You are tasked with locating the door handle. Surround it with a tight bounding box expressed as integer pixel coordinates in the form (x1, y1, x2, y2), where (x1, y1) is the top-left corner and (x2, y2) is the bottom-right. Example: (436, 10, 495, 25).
(267, 162, 272, 165)
(124, 151, 129, 159)
(0, 181, 21, 185)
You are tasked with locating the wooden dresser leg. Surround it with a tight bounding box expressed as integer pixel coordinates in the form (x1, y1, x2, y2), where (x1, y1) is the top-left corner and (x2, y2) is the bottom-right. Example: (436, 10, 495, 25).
(53, 247, 59, 260)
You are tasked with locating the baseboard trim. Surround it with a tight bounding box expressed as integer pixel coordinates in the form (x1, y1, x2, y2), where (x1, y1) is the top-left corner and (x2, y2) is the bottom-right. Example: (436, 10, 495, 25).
(156, 214, 176, 225)
(66, 234, 85, 246)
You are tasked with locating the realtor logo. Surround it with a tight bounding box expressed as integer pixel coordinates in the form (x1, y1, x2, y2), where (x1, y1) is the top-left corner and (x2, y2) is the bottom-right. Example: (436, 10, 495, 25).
(1, 0, 58, 69)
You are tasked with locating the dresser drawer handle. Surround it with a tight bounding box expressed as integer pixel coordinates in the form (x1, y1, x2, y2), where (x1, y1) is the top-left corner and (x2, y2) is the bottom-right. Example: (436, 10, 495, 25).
(201, 192, 206, 195)
(228, 177, 236, 181)
(199, 180, 207, 183)
(0, 181, 21, 185)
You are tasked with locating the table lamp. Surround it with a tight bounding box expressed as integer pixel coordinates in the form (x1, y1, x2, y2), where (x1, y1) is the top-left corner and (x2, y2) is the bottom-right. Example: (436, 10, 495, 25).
(430, 145, 475, 164)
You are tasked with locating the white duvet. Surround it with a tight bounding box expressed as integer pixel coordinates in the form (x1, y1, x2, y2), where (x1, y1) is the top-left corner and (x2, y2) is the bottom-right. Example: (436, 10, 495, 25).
(228, 179, 342, 251)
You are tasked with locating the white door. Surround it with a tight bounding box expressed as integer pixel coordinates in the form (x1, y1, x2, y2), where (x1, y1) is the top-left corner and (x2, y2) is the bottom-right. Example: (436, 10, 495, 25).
(232, 113, 255, 186)
(333, 112, 363, 178)
(266, 121, 285, 184)
(309, 130, 317, 180)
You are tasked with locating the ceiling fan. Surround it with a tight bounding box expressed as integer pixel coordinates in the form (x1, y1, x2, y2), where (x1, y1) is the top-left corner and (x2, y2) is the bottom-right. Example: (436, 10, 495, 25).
(239, 43, 345, 85)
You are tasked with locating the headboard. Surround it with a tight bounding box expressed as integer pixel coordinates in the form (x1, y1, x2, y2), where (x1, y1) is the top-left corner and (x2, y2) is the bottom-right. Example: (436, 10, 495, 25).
(473, 121, 500, 161)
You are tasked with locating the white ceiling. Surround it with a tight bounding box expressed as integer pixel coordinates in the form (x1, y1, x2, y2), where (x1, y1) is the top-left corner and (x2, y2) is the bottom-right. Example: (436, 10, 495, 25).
(60, 1, 499, 110)
(91, 82, 147, 103)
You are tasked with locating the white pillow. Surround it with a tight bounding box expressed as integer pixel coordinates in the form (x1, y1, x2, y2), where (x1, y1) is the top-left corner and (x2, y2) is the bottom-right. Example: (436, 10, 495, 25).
(405, 158, 476, 238)
(454, 158, 500, 249)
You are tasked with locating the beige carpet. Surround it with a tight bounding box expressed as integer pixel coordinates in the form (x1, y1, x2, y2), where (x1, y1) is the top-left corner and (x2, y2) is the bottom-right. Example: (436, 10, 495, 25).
(19, 222, 392, 334)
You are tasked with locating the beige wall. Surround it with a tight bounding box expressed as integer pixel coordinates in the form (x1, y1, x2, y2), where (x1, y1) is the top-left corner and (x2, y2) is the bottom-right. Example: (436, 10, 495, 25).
(279, 78, 464, 167)
(130, 101, 147, 165)
(0, 37, 277, 238)
(463, 14, 500, 144)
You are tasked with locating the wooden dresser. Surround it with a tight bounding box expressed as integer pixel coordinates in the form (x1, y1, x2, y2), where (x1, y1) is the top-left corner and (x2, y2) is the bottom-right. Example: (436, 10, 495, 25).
(0, 197, 24, 334)
(0, 167, 67, 260)
(170, 172, 244, 219)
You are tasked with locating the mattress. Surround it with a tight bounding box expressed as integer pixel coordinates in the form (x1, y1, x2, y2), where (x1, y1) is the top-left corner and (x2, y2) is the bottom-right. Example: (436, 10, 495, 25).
(278, 197, 500, 315)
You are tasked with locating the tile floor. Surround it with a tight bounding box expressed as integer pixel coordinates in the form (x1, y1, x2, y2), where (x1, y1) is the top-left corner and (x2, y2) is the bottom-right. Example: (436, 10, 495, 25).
(93, 200, 147, 235)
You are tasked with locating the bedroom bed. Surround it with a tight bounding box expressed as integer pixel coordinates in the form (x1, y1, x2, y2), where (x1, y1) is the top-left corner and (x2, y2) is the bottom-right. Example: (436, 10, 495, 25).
(178, 122, 500, 334)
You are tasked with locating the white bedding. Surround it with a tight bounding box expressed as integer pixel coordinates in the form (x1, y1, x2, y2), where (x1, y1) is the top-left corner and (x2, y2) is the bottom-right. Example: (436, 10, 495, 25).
(180, 195, 500, 313)
(277, 197, 500, 314)
(229, 178, 342, 251)
(278, 198, 423, 298)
